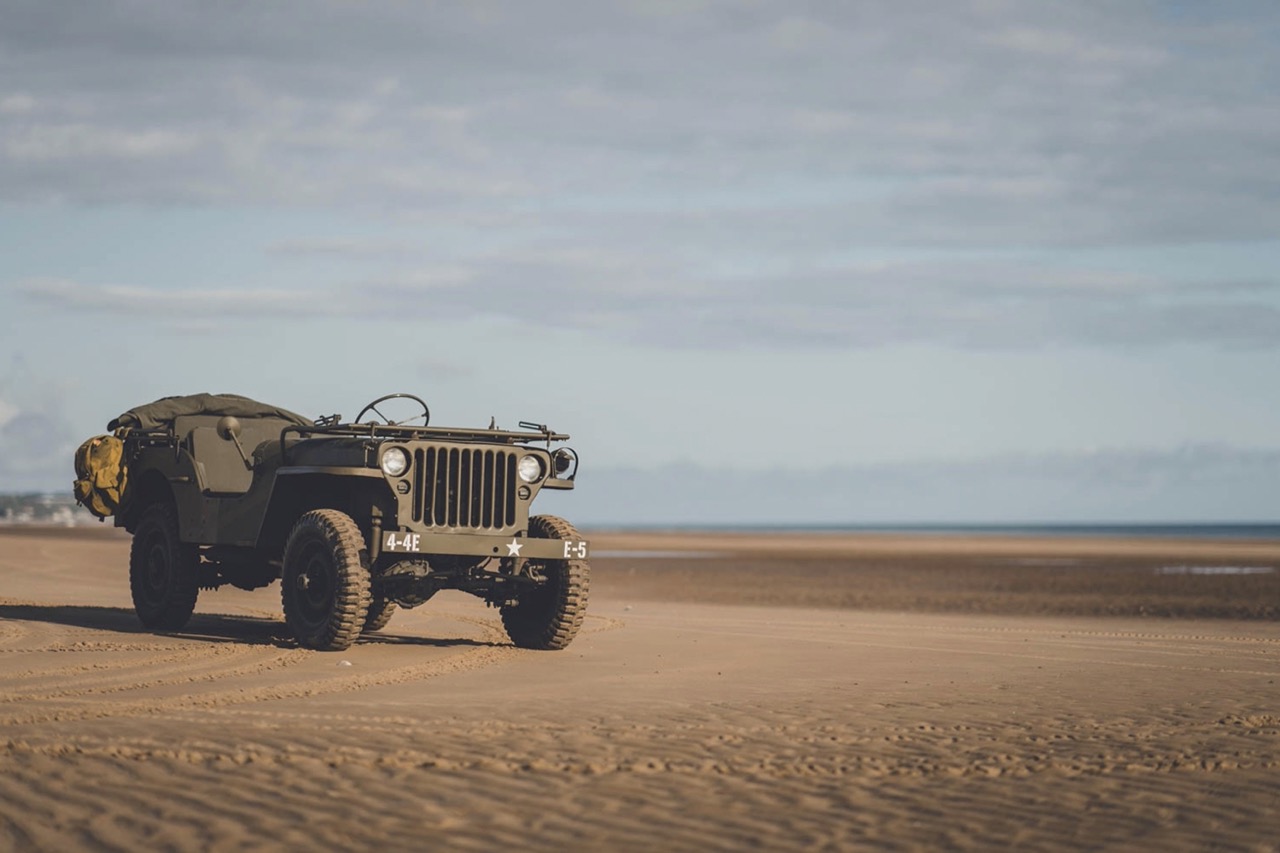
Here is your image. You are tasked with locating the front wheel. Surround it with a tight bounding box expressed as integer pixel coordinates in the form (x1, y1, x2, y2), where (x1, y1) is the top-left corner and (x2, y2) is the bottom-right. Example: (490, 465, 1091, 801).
(129, 502, 200, 630)
(500, 515, 590, 650)
(362, 595, 397, 633)
(281, 510, 372, 651)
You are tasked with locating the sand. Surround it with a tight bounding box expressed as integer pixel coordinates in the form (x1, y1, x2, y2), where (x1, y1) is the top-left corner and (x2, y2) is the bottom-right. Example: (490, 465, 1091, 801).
(1, 526, 1277, 851)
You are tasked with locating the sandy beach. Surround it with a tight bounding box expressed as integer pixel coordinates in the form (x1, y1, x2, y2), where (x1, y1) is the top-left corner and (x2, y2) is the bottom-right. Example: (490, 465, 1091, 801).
(1, 526, 1277, 851)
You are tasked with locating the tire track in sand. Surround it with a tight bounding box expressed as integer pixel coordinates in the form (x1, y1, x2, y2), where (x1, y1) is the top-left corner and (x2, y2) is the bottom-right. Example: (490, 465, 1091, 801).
(0, 645, 311, 704)
(1, 644, 519, 727)
(0, 607, 545, 727)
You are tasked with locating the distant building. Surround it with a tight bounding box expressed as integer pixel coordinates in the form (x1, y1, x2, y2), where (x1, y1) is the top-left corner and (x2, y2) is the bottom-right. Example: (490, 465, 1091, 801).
(0, 493, 96, 526)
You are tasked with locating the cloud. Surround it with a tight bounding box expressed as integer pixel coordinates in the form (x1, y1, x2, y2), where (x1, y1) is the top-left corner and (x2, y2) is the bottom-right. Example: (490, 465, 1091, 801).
(413, 357, 475, 383)
(0, 1, 1277, 246)
(578, 445, 1280, 526)
(17, 278, 331, 319)
(0, 356, 81, 491)
(0, 394, 77, 492)
(5, 125, 199, 161)
(7, 0, 1277, 357)
(0, 94, 36, 115)
(19, 257, 1280, 351)
(0, 411, 73, 480)
(264, 237, 422, 257)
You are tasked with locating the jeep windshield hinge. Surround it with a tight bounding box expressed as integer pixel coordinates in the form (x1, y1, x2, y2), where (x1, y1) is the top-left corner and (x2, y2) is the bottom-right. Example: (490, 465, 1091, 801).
(518, 421, 553, 446)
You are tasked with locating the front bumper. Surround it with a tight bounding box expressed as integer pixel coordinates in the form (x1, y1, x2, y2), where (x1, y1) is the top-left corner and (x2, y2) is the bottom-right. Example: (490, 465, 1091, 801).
(379, 528, 589, 561)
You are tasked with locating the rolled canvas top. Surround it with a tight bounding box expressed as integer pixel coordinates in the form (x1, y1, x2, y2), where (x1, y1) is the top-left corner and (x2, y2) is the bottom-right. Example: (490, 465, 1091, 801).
(108, 393, 311, 431)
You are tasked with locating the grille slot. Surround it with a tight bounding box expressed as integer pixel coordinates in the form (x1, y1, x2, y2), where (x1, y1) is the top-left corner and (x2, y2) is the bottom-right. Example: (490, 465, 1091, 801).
(412, 446, 517, 529)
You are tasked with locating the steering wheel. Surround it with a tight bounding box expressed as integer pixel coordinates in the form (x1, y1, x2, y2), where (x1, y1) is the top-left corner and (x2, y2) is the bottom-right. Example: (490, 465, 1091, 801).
(354, 393, 431, 427)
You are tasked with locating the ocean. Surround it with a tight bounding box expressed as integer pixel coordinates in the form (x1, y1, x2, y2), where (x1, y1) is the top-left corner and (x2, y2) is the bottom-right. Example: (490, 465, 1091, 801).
(607, 523, 1280, 540)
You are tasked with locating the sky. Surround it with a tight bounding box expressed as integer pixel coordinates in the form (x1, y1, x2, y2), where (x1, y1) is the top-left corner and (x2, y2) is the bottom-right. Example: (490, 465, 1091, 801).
(2, 0, 1279, 524)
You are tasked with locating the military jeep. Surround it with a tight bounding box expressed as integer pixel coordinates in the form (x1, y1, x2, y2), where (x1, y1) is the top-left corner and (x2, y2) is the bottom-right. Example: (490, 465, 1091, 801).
(106, 392, 588, 651)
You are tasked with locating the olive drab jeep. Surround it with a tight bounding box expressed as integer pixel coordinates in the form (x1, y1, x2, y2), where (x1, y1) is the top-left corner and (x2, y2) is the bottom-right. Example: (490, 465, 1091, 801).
(79, 392, 589, 651)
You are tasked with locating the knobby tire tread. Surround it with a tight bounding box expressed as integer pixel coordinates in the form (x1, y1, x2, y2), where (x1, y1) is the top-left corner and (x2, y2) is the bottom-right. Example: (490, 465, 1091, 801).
(281, 509, 372, 651)
(500, 514, 590, 651)
(362, 596, 397, 633)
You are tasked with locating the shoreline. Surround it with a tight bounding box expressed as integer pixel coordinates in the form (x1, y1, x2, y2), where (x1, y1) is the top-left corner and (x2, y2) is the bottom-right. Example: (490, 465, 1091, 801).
(7, 522, 1280, 555)
(585, 528, 1280, 561)
(5, 524, 1279, 620)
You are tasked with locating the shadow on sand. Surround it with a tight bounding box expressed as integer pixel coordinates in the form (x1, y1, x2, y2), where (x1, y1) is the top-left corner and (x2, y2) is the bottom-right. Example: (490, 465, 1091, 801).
(0, 602, 503, 649)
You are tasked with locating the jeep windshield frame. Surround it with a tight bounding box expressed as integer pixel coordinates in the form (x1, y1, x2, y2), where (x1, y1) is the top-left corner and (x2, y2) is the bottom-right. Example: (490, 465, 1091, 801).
(279, 422, 570, 464)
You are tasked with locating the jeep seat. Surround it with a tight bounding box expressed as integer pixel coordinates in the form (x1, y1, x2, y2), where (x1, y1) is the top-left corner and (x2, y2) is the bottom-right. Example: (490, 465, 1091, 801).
(175, 415, 296, 496)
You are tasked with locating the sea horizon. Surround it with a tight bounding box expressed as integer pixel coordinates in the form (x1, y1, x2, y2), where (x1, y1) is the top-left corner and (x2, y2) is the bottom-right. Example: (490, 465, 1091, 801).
(588, 522, 1280, 540)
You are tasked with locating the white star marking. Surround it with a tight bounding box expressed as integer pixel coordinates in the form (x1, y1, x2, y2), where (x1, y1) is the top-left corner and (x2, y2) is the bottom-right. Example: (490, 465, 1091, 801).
(506, 539, 523, 557)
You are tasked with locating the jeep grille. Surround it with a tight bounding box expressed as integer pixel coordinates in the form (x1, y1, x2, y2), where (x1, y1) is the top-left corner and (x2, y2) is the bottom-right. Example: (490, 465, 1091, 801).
(411, 446, 517, 529)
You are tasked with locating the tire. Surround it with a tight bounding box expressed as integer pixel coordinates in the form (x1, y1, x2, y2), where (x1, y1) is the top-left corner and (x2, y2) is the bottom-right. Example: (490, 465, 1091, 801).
(281, 509, 372, 651)
(129, 502, 200, 631)
(362, 595, 396, 633)
(500, 515, 590, 650)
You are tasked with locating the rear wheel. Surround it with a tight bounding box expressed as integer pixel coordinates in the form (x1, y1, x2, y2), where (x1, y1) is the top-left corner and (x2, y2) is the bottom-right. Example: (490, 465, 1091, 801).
(129, 502, 200, 630)
(500, 515, 590, 650)
(281, 510, 371, 651)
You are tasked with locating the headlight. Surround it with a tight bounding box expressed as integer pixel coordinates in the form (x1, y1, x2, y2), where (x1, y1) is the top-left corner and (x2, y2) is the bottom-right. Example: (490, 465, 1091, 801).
(381, 447, 409, 477)
(517, 454, 545, 483)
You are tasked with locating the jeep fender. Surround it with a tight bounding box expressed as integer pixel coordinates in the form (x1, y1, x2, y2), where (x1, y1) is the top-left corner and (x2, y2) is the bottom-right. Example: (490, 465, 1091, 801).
(255, 468, 392, 559)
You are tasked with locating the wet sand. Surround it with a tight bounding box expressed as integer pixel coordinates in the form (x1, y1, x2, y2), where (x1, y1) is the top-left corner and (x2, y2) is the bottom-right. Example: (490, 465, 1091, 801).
(1, 526, 1277, 850)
